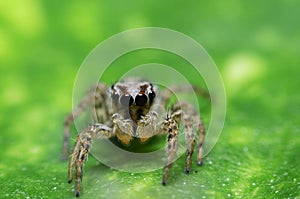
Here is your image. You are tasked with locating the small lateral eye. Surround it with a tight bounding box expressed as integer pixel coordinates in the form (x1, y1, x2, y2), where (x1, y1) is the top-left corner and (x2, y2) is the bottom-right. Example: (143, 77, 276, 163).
(148, 92, 156, 104)
(135, 94, 148, 106)
(120, 94, 134, 107)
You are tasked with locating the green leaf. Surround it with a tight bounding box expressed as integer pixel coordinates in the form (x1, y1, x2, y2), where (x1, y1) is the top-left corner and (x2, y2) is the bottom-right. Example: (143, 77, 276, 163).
(1, 1, 300, 199)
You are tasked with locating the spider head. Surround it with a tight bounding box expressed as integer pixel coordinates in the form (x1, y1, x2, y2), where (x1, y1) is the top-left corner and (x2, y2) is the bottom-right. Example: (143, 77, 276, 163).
(110, 79, 156, 122)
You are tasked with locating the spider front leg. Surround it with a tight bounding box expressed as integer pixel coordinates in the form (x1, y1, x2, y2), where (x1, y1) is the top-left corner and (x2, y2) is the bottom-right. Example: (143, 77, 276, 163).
(62, 83, 108, 160)
(161, 114, 180, 185)
(68, 124, 113, 197)
(62, 94, 93, 160)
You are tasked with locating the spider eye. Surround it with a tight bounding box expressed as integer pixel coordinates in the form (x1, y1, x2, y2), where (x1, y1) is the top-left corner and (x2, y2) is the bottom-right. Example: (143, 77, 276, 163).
(148, 91, 156, 104)
(135, 94, 148, 106)
(120, 94, 134, 107)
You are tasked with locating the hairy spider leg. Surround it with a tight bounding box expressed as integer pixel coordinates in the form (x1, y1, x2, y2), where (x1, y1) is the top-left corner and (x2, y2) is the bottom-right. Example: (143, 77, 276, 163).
(162, 116, 179, 185)
(62, 83, 109, 160)
(68, 124, 113, 197)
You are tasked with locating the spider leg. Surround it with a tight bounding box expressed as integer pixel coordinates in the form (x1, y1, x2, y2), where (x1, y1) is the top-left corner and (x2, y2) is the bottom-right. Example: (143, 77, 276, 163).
(196, 121, 206, 166)
(158, 84, 208, 184)
(183, 118, 196, 173)
(162, 117, 179, 186)
(164, 84, 208, 166)
(172, 102, 206, 172)
(68, 124, 113, 197)
(62, 83, 108, 160)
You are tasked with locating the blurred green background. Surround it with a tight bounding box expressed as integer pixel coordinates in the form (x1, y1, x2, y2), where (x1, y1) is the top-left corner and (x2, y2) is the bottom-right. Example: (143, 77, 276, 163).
(0, 0, 299, 198)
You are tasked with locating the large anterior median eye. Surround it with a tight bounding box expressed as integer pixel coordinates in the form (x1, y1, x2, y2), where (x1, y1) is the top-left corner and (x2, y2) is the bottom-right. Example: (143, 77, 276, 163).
(135, 94, 148, 106)
(120, 94, 134, 107)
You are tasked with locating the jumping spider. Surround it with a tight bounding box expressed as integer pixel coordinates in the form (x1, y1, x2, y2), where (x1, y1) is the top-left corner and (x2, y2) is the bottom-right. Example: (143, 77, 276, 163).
(62, 78, 208, 197)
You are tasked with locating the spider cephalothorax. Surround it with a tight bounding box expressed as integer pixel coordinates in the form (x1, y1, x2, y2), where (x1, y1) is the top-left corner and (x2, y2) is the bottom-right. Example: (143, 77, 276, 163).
(109, 80, 157, 144)
(110, 80, 156, 122)
(62, 78, 207, 197)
